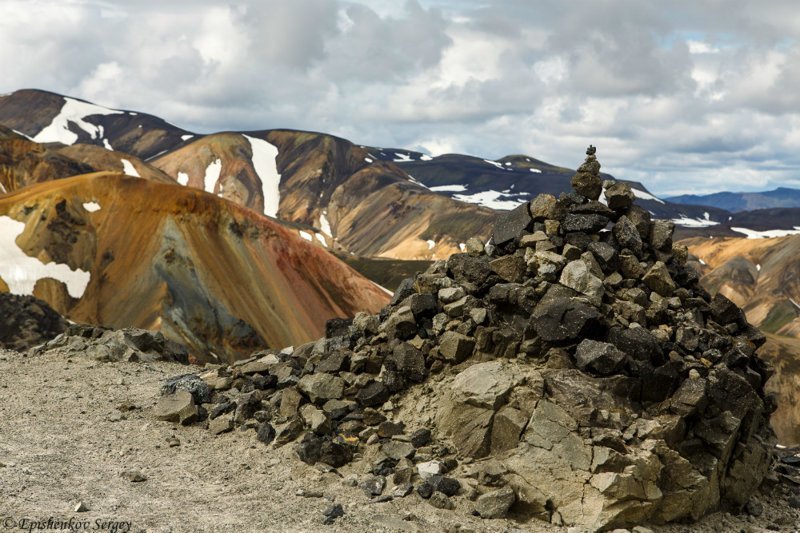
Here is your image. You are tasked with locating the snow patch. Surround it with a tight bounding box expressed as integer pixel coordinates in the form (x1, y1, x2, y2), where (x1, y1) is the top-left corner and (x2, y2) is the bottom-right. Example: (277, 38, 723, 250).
(364, 157, 374, 163)
(731, 227, 800, 239)
(120, 159, 140, 178)
(427, 239, 435, 250)
(420, 155, 433, 161)
(453, 190, 525, 210)
(102, 138, 113, 151)
(243, 134, 281, 218)
(631, 188, 665, 204)
(529, 168, 542, 173)
(671, 216, 720, 228)
(12, 129, 33, 140)
(393, 152, 412, 162)
(319, 212, 332, 237)
(406, 175, 429, 189)
(0, 216, 90, 298)
(176, 172, 189, 186)
(757, 264, 761, 271)
(203, 159, 222, 193)
(430, 184, 468, 193)
(699, 258, 706, 266)
(181, 134, 194, 141)
(298, 231, 313, 242)
(82, 202, 101, 213)
(372, 281, 394, 297)
(33, 97, 122, 145)
(315, 233, 328, 247)
(459, 243, 466, 252)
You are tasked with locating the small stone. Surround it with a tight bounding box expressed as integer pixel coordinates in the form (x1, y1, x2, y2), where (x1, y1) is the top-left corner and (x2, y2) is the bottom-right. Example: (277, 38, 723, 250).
(392, 483, 414, 497)
(439, 287, 466, 304)
(492, 202, 533, 246)
(298, 373, 345, 404)
(417, 460, 445, 479)
(381, 440, 416, 460)
(465, 238, 485, 255)
(476, 486, 516, 519)
(256, 422, 276, 445)
(571, 168, 602, 200)
(209, 414, 234, 435)
(356, 381, 390, 407)
(360, 475, 386, 497)
(428, 491, 454, 510)
(530, 194, 561, 220)
(74, 501, 89, 513)
(322, 503, 345, 524)
(439, 331, 475, 363)
(490, 255, 526, 283)
(559, 260, 604, 305)
(167, 436, 180, 447)
(604, 182, 635, 211)
(411, 428, 432, 448)
(746, 498, 763, 517)
(642, 261, 676, 296)
(120, 470, 147, 483)
(153, 390, 198, 425)
(377, 420, 405, 438)
(574, 339, 626, 375)
(429, 475, 461, 496)
(417, 482, 433, 499)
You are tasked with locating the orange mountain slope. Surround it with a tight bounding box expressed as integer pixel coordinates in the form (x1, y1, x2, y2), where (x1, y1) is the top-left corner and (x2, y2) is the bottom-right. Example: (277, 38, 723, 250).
(0, 173, 389, 362)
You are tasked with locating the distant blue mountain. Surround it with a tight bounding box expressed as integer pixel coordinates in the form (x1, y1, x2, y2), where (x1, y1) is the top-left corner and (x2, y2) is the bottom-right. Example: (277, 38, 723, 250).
(667, 187, 800, 213)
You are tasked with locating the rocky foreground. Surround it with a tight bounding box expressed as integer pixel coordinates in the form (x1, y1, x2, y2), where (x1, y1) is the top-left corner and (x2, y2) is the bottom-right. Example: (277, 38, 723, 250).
(139, 149, 789, 530)
(4, 149, 800, 532)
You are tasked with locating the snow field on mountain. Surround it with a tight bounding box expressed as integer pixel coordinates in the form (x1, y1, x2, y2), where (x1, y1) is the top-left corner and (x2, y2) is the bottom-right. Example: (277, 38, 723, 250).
(243, 135, 281, 218)
(33, 97, 122, 145)
(203, 159, 222, 193)
(0, 216, 90, 298)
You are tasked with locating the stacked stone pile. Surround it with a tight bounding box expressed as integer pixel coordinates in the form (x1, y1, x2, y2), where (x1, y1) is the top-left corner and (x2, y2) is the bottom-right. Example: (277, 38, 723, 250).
(157, 147, 775, 529)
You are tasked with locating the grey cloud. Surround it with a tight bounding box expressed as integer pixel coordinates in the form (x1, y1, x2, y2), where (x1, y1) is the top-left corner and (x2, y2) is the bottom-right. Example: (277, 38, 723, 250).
(0, 0, 798, 195)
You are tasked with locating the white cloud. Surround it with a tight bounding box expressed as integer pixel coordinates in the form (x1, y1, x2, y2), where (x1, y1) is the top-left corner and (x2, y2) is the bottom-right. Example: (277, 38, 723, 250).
(0, 0, 799, 195)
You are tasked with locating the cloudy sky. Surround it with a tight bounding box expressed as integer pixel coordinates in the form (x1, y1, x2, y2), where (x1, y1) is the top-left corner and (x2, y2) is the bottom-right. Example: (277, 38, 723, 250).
(1, 0, 799, 195)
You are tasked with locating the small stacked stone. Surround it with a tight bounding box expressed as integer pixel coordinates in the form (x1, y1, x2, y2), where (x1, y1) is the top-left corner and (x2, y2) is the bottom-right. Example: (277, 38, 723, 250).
(570, 144, 602, 200)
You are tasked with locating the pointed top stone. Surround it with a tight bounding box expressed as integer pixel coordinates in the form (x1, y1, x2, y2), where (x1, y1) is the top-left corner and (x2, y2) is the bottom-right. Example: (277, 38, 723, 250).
(586, 144, 596, 156)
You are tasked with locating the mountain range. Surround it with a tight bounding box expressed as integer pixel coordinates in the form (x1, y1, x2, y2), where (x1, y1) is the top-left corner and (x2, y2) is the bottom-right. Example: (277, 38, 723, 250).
(2, 88, 800, 368)
(669, 187, 800, 212)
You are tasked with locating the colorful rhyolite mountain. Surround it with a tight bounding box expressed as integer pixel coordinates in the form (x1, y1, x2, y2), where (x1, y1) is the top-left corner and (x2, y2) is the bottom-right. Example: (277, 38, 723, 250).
(0, 171, 388, 362)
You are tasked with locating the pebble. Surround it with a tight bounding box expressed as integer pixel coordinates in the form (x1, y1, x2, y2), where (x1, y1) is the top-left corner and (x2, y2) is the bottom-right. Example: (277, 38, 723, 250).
(74, 501, 89, 513)
(120, 470, 147, 482)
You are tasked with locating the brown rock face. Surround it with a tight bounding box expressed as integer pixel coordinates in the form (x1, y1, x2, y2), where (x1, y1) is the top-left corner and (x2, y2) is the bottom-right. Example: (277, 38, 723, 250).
(153, 130, 496, 260)
(0, 172, 389, 362)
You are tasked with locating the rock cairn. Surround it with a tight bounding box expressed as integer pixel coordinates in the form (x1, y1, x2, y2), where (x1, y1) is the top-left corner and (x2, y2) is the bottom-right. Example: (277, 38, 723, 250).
(159, 148, 775, 529)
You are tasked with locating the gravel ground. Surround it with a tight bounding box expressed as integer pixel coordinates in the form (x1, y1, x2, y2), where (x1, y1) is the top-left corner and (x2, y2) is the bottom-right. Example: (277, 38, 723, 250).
(1, 347, 799, 533)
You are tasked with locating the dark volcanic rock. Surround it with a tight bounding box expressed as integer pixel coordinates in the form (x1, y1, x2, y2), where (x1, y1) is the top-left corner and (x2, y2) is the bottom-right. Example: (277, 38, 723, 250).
(155, 145, 775, 531)
(574, 339, 626, 375)
(492, 202, 533, 246)
(0, 293, 67, 351)
(531, 288, 603, 342)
